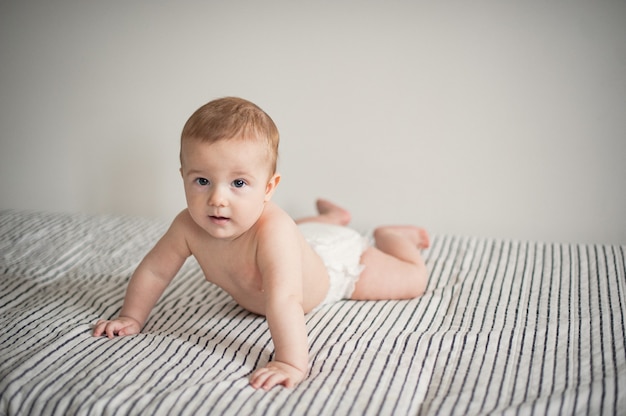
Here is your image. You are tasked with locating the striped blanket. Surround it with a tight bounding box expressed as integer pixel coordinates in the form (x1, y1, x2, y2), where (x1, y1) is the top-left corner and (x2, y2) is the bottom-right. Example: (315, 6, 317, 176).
(1, 210, 625, 415)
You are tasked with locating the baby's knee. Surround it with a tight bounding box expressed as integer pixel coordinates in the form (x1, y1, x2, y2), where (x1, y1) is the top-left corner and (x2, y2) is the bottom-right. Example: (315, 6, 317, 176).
(407, 262, 428, 298)
(372, 226, 395, 242)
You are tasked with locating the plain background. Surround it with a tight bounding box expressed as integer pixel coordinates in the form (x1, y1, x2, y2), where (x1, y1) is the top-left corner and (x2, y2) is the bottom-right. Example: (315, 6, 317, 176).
(1, 1, 625, 244)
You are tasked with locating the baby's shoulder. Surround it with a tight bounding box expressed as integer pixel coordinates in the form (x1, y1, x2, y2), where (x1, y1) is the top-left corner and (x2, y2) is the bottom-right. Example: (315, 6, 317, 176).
(260, 201, 296, 223)
(166, 209, 204, 242)
(170, 208, 196, 230)
(255, 202, 300, 240)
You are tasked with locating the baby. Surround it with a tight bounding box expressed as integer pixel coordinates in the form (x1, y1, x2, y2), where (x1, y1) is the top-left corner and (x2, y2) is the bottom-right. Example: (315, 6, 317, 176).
(93, 97, 429, 390)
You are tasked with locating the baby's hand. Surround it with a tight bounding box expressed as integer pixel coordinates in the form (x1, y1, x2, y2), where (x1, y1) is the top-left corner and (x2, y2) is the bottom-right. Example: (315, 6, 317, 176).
(92, 317, 141, 338)
(249, 361, 306, 390)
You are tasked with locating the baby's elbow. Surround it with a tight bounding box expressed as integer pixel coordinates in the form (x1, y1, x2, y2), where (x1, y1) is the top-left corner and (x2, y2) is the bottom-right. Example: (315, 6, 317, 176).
(267, 292, 304, 313)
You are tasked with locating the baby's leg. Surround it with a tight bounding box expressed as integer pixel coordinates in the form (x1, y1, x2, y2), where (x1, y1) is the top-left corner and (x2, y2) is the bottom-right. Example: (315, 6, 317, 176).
(351, 226, 429, 300)
(373, 225, 430, 249)
(295, 198, 351, 226)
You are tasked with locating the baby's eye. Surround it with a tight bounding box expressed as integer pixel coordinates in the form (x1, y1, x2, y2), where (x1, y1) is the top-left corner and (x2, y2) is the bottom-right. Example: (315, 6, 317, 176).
(232, 179, 247, 188)
(195, 178, 209, 186)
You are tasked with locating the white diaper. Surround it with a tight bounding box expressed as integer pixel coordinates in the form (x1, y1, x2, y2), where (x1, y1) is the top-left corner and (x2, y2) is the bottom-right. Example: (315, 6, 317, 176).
(298, 222, 369, 308)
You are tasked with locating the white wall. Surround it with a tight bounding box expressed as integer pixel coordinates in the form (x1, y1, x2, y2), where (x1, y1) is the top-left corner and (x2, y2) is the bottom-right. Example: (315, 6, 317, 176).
(1, 1, 625, 244)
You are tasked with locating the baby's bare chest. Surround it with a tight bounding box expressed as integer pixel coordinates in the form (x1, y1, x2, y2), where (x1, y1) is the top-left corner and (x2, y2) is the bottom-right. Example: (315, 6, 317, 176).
(192, 241, 262, 293)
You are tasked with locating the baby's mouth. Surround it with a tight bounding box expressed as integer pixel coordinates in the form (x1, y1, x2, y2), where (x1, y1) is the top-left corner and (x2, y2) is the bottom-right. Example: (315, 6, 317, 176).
(209, 215, 230, 224)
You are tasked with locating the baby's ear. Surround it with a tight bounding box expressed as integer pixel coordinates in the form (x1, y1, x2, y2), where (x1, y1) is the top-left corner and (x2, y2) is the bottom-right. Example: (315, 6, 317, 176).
(264, 173, 281, 201)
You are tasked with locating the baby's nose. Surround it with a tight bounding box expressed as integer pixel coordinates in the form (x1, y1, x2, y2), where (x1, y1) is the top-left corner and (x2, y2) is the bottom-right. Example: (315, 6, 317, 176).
(208, 187, 227, 207)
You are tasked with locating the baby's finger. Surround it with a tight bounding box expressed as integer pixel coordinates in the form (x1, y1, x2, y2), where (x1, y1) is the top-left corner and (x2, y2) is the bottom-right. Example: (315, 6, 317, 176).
(260, 372, 287, 390)
(92, 320, 108, 337)
(250, 369, 278, 390)
(249, 369, 268, 389)
(105, 322, 121, 339)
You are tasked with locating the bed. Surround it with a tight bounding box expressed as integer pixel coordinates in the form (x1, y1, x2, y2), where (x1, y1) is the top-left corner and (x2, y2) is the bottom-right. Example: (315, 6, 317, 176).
(1, 209, 624, 415)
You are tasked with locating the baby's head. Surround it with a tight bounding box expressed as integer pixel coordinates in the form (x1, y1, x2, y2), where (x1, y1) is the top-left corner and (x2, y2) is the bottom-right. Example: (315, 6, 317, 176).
(180, 97, 279, 175)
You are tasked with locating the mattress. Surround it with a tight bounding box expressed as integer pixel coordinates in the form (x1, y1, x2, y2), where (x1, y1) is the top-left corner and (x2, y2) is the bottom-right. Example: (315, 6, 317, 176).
(1, 209, 624, 415)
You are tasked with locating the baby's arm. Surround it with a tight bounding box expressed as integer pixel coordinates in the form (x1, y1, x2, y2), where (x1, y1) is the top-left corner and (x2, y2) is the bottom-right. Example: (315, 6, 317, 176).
(93, 212, 191, 338)
(249, 221, 309, 389)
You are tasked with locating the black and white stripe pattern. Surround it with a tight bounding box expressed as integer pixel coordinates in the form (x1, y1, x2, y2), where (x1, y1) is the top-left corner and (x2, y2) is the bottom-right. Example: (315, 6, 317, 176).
(1, 210, 625, 415)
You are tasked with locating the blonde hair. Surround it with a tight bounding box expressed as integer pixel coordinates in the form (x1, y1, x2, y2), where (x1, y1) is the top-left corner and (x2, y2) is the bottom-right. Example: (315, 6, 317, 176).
(180, 97, 279, 173)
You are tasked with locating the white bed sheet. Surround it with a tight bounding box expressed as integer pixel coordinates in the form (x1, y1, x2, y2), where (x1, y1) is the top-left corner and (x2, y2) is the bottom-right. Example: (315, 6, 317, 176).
(1, 210, 625, 415)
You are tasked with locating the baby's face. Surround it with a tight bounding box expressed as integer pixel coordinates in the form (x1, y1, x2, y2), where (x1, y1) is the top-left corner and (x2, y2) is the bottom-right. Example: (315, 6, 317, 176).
(180, 137, 279, 240)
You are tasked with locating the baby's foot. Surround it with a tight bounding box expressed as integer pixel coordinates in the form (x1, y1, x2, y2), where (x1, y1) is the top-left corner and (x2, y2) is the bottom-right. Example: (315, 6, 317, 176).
(416, 227, 430, 250)
(315, 199, 351, 226)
